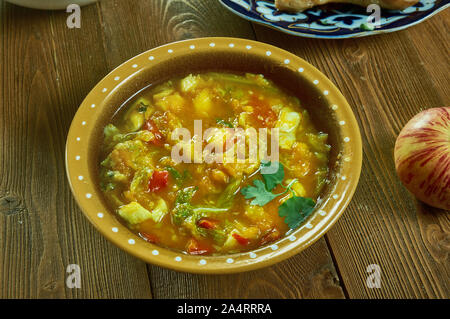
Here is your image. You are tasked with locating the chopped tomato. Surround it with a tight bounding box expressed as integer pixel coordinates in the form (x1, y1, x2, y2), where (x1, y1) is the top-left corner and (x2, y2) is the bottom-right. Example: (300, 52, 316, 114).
(232, 233, 250, 246)
(139, 232, 159, 244)
(259, 227, 281, 246)
(186, 238, 213, 255)
(143, 119, 164, 145)
(197, 218, 218, 229)
(148, 170, 169, 192)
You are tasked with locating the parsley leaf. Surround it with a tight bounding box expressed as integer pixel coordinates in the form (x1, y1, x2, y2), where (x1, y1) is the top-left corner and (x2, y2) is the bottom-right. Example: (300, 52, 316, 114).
(241, 180, 279, 206)
(260, 161, 285, 191)
(278, 196, 315, 229)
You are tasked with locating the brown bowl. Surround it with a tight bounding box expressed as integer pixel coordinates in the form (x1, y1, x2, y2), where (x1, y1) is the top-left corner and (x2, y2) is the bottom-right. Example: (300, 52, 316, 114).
(65, 37, 362, 274)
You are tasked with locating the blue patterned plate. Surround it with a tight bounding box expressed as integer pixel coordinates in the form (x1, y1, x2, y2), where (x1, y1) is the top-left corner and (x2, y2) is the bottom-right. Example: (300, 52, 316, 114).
(219, 0, 449, 39)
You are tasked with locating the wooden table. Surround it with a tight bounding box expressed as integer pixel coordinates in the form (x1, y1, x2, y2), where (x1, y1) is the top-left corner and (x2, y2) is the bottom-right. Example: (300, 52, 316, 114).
(0, 0, 448, 299)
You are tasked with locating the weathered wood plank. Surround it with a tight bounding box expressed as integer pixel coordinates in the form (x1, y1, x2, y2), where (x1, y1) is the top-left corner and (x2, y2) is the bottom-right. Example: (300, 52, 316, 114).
(0, 3, 152, 298)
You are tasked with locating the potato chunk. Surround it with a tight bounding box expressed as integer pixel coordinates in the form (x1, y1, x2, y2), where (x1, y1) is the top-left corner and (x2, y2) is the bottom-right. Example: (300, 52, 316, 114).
(193, 89, 212, 115)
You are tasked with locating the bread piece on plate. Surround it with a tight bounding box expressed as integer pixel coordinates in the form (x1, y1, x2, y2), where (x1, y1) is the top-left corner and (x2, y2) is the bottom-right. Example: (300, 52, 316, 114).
(275, 0, 420, 11)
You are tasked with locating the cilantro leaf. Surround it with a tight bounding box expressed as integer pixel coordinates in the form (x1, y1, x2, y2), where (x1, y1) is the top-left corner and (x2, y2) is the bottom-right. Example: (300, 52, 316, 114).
(260, 161, 285, 191)
(241, 180, 279, 206)
(278, 196, 315, 229)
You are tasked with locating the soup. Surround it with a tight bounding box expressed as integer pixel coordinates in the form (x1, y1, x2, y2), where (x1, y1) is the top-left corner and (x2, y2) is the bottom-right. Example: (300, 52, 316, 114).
(99, 72, 330, 255)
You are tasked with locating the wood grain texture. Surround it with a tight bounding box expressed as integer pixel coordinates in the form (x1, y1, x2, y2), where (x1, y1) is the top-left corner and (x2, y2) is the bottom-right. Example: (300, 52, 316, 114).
(252, 9, 450, 298)
(0, 2, 152, 299)
(0, 0, 448, 299)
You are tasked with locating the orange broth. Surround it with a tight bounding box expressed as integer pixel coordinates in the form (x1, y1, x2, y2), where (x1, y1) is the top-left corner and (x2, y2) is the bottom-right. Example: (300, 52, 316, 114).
(99, 72, 330, 255)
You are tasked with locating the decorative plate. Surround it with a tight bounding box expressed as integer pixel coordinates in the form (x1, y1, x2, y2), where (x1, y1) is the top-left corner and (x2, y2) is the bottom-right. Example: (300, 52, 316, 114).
(219, 0, 449, 39)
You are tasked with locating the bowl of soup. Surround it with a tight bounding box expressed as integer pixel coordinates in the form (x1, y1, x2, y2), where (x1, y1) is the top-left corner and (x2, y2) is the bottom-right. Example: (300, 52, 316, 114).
(66, 37, 362, 273)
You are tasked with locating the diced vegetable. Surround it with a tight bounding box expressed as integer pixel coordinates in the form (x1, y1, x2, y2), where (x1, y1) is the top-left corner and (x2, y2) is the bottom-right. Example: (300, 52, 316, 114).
(130, 168, 153, 193)
(186, 238, 213, 255)
(197, 218, 219, 229)
(118, 201, 167, 225)
(276, 107, 301, 149)
(143, 119, 164, 145)
(154, 93, 186, 113)
(148, 170, 169, 192)
(180, 74, 199, 92)
(193, 89, 212, 115)
(151, 198, 169, 223)
(232, 233, 250, 246)
(140, 232, 159, 243)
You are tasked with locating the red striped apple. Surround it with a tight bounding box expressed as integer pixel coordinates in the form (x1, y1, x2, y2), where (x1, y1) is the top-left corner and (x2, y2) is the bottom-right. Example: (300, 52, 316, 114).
(394, 107, 450, 210)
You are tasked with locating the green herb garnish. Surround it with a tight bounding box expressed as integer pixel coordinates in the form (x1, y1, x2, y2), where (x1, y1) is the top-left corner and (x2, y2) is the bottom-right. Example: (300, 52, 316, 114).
(260, 160, 284, 191)
(241, 180, 279, 206)
(278, 197, 315, 229)
(240, 161, 315, 229)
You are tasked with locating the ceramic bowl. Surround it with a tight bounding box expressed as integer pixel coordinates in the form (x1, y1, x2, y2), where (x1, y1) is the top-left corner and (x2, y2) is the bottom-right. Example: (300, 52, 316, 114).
(5, 0, 97, 10)
(66, 37, 362, 274)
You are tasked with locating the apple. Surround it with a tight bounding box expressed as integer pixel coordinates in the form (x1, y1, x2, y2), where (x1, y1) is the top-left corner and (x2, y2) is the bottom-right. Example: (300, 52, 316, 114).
(394, 107, 450, 210)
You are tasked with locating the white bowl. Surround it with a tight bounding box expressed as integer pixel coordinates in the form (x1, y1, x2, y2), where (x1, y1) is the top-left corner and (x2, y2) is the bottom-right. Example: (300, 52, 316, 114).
(4, 0, 97, 10)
